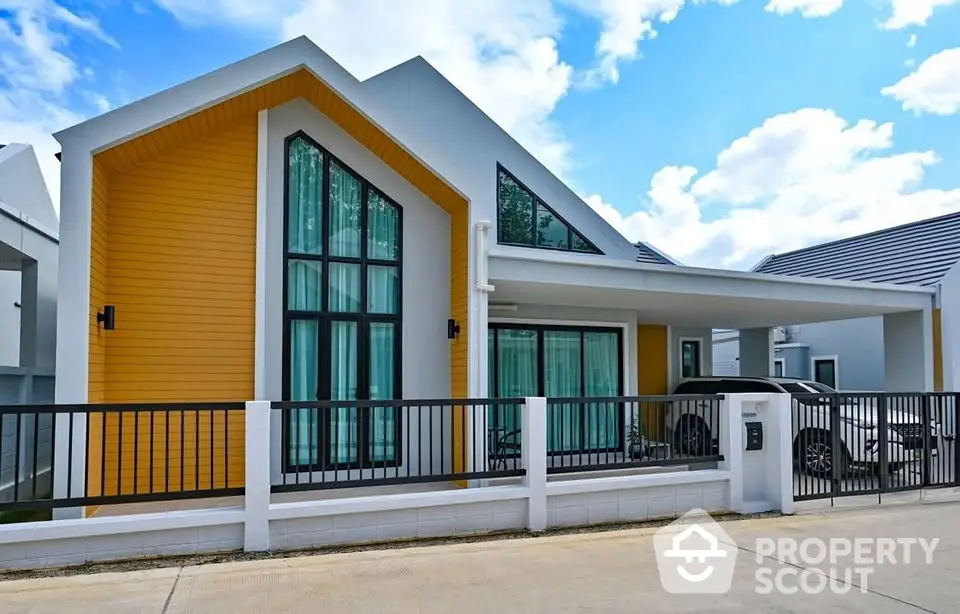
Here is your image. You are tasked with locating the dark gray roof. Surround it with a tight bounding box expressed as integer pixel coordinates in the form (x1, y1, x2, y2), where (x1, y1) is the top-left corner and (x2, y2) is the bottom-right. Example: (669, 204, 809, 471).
(635, 242, 678, 265)
(753, 211, 960, 286)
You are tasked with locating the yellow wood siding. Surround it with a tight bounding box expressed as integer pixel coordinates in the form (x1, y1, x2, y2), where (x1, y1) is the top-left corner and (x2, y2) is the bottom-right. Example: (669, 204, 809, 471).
(88, 69, 470, 494)
(934, 308, 943, 392)
(637, 325, 669, 435)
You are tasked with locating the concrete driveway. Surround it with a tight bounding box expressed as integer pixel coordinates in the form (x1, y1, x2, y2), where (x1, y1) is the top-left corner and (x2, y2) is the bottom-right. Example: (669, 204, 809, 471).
(2, 501, 959, 613)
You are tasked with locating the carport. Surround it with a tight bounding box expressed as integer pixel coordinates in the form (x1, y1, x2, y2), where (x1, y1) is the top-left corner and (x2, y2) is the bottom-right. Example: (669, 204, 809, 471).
(485, 249, 936, 393)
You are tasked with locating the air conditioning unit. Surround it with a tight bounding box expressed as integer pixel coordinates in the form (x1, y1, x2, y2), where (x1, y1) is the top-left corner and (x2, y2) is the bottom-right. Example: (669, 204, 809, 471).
(772, 326, 787, 343)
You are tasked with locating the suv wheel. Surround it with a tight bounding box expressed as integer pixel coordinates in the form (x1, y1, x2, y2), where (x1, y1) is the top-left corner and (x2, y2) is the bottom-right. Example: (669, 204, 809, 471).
(796, 429, 848, 478)
(673, 416, 712, 457)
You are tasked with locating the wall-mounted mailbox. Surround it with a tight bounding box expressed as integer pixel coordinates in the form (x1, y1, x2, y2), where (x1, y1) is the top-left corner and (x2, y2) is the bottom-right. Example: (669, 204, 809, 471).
(745, 421, 763, 451)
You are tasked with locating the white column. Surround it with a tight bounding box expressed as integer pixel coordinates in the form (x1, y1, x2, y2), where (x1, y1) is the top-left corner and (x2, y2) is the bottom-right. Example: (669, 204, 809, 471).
(883, 309, 933, 391)
(521, 396, 547, 531)
(738, 328, 773, 377)
(52, 143, 92, 521)
(18, 260, 38, 368)
(254, 110, 268, 401)
(725, 393, 794, 515)
(244, 400, 272, 552)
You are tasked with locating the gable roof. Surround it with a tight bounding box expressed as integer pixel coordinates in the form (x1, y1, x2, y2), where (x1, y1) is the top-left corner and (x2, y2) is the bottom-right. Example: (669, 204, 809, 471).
(752, 211, 960, 287)
(635, 241, 678, 265)
(0, 143, 58, 231)
(54, 37, 466, 204)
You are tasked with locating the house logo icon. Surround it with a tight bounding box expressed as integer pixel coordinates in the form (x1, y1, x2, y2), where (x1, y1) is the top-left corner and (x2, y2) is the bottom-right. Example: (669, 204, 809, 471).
(653, 509, 739, 594)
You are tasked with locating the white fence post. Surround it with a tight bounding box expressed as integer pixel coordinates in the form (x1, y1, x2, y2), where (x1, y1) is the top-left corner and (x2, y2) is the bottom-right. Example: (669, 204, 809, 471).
(51, 412, 85, 520)
(770, 393, 795, 515)
(244, 400, 271, 551)
(720, 394, 744, 513)
(522, 396, 547, 531)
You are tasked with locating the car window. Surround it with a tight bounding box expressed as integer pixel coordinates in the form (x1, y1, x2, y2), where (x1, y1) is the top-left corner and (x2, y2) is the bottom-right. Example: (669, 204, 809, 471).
(805, 381, 837, 393)
(714, 380, 780, 393)
(674, 381, 715, 394)
(779, 382, 811, 394)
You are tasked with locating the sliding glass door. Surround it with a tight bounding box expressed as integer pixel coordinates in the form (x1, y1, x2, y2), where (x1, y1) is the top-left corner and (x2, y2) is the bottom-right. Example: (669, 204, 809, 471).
(488, 324, 623, 454)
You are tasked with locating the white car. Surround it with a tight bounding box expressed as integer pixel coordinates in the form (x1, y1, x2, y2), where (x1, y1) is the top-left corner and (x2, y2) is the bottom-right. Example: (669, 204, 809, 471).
(666, 377, 938, 477)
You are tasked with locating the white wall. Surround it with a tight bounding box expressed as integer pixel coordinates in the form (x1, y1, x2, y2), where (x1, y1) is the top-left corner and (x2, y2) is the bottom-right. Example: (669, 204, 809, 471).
(363, 61, 637, 262)
(941, 264, 960, 395)
(0, 271, 18, 366)
(883, 309, 934, 392)
(264, 99, 453, 483)
(264, 99, 451, 402)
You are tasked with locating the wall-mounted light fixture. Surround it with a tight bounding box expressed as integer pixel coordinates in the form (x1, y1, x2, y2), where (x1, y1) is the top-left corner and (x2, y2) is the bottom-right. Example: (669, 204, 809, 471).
(97, 305, 116, 330)
(447, 318, 460, 340)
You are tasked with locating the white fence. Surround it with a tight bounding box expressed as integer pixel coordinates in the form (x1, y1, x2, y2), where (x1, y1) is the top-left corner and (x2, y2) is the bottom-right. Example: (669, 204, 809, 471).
(0, 395, 793, 571)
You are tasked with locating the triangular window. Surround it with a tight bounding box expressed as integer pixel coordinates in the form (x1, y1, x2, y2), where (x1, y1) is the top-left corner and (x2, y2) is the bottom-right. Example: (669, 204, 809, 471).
(497, 165, 602, 254)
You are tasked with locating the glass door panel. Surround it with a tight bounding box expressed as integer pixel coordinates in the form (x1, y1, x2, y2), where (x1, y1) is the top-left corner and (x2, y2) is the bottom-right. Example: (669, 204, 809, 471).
(330, 321, 358, 464)
(543, 330, 582, 452)
(584, 331, 619, 451)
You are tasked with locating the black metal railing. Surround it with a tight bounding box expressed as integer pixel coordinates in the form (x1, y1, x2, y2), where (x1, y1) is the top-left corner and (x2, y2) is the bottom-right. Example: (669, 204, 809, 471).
(270, 399, 525, 492)
(0, 402, 246, 512)
(792, 392, 960, 503)
(544, 395, 724, 475)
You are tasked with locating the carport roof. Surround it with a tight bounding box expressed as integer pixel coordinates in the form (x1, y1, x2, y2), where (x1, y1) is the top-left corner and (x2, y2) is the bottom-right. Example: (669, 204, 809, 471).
(488, 251, 935, 330)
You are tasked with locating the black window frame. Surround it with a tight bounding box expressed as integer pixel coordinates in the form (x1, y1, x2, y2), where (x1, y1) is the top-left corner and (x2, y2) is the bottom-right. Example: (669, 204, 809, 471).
(488, 323, 624, 453)
(680, 339, 702, 379)
(281, 130, 404, 473)
(496, 164, 603, 255)
(812, 358, 838, 389)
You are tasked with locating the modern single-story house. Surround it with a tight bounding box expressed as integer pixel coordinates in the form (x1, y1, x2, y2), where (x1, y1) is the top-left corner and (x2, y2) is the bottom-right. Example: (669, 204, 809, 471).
(714, 212, 960, 394)
(51, 37, 943, 498)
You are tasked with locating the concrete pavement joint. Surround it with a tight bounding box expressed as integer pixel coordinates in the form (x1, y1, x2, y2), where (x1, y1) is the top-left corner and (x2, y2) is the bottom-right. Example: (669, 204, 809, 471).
(160, 566, 183, 614)
(736, 542, 940, 613)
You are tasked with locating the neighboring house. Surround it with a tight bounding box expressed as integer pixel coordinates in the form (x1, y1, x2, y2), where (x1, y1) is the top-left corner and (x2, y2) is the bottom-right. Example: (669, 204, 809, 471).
(713, 212, 960, 394)
(0, 143, 59, 503)
(51, 37, 939, 497)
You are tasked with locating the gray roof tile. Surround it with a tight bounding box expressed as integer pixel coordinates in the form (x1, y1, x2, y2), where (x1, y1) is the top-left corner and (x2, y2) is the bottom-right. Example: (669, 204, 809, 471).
(752, 211, 960, 286)
(635, 242, 678, 265)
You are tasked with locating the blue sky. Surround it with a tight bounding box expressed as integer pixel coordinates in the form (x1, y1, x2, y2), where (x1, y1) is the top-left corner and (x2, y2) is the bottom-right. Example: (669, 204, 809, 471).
(2, 0, 959, 268)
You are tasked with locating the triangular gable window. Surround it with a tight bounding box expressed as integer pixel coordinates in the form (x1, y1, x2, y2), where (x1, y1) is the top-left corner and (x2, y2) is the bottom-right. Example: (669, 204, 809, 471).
(497, 165, 602, 254)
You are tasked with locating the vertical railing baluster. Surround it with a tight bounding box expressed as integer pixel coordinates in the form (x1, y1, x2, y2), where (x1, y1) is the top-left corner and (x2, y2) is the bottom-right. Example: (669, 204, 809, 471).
(67, 411, 74, 499)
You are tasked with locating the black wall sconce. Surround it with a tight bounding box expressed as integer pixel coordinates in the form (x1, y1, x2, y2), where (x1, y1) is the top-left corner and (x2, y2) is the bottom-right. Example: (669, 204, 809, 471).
(97, 305, 116, 330)
(447, 318, 460, 340)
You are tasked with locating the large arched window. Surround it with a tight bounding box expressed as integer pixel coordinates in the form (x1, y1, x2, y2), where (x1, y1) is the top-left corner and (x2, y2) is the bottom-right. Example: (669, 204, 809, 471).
(283, 132, 402, 469)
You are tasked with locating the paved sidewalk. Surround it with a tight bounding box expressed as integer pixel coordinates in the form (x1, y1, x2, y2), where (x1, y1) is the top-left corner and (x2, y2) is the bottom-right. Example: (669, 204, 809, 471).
(2, 501, 959, 613)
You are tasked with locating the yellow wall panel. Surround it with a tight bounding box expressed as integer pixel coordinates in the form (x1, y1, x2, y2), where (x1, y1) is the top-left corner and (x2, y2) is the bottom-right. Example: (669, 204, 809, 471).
(88, 68, 471, 495)
(637, 325, 669, 436)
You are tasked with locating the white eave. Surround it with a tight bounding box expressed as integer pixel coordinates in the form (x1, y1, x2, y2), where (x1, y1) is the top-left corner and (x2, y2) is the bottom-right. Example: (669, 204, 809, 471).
(487, 249, 935, 329)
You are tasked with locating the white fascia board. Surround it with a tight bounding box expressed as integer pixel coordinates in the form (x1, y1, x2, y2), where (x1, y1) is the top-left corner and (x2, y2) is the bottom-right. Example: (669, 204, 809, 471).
(489, 251, 935, 310)
(52, 38, 469, 204)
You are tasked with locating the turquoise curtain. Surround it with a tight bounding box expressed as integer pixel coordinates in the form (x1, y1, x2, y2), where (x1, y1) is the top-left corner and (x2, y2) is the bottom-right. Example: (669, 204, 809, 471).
(369, 322, 396, 462)
(367, 266, 398, 314)
(544, 330, 581, 452)
(288, 320, 319, 466)
(331, 321, 358, 464)
(368, 191, 399, 260)
(286, 260, 322, 311)
(491, 329, 537, 436)
(584, 332, 619, 450)
(329, 262, 360, 312)
(287, 138, 323, 255)
(329, 162, 361, 258)
(489, 326, 621, 453)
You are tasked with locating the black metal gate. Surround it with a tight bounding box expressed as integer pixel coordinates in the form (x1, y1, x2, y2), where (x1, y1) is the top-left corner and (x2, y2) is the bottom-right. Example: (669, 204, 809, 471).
(792, 392, 960, 503)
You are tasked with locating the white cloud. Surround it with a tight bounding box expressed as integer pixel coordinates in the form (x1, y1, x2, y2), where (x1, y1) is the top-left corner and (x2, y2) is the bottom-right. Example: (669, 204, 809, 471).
(585, 108, 960, 268)
(764, 0, 843, 18)
(0, 1, 117, 208)
(907, 33, 917, 47)
(882, 47, 960, 115)
(880, 0, 960, 30)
